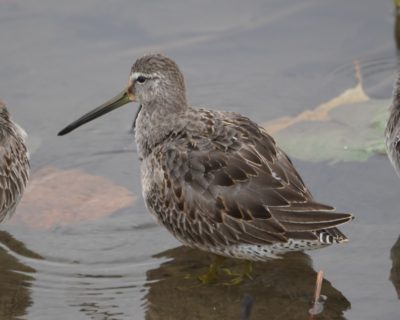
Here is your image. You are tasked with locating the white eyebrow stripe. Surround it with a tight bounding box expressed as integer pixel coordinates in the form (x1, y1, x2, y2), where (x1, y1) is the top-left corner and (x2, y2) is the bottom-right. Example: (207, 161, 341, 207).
(130, 72, 162, 81)
(130, 72, 147, 81)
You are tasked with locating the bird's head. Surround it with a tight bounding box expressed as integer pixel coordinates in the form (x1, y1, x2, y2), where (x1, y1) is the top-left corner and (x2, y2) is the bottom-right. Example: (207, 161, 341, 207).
(58, 53, 187, 136)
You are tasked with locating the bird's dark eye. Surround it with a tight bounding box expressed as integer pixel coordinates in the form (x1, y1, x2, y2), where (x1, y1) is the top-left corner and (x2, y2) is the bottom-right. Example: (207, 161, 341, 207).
(136, 76, 147, 83)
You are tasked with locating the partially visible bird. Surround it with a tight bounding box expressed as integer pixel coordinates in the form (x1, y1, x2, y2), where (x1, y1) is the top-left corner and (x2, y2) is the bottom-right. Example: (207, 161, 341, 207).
(386, 74, 400, 176)
(58, 54, 353, 263)
(0, 100, 29, 222)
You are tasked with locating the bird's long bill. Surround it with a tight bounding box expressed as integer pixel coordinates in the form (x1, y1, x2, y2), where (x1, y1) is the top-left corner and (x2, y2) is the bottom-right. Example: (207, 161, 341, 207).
(58, 87, 133, 136)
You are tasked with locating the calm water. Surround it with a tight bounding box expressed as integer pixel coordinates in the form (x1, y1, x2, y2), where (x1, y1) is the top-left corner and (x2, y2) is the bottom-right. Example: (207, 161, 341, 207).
(0, 0, 399, 319)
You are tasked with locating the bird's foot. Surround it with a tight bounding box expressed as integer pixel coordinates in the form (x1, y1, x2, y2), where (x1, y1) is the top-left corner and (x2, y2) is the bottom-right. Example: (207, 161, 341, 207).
(197, 255, 226, 284)
(184, 257, 253, 286)
(222, 260, 253, 286)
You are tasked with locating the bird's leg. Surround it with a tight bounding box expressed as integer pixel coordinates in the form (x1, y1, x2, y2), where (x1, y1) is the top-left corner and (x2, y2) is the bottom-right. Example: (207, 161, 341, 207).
(197, 255, 226, 284)
(222, 260, 253, 285)
(185, 256, 253, 285)
(243, 260, 253, 279)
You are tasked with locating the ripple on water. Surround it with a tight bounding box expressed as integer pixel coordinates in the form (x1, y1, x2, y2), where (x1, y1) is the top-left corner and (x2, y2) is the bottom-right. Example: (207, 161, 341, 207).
(0, 219, 165, 320)
(326, 53, 398, 98)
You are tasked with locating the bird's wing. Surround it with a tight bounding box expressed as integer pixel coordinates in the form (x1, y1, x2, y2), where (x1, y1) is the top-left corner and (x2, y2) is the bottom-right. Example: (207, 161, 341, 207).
(385, 120, 400, 176)
(158, 113, 352, 247)
(0, 131, 29, 222)
(392, 133, 400, 162)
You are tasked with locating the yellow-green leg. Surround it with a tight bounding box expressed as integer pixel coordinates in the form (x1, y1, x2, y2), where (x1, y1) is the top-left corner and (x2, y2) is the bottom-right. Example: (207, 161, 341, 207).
(222, 260, 253, 285)
(198, 255, 226, 284)
(185, 256, 253, 286)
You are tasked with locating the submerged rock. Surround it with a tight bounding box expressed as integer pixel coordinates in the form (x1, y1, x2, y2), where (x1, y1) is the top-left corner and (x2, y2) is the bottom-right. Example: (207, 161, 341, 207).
(11, 167, 136, 229)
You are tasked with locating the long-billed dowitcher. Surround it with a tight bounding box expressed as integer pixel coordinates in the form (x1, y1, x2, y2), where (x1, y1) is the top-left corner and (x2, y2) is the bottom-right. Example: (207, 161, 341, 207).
(59, 54, 353, 265)
(0, 100, 29, 222)
(386, 74, 400, 176)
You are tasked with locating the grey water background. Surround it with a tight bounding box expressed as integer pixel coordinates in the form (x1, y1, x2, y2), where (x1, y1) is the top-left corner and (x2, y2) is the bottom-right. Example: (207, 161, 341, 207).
(0, 0, 399, 319)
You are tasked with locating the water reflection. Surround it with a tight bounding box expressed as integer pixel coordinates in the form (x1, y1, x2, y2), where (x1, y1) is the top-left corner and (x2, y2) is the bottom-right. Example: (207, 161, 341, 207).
(144, 247, 350, 319)
(390, 236, 400, 298)
(0, 231, 41, 320)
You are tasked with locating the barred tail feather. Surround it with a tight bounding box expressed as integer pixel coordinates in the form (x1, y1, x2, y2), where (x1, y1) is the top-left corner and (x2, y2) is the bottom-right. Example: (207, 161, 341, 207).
(316, 228, 348, 244)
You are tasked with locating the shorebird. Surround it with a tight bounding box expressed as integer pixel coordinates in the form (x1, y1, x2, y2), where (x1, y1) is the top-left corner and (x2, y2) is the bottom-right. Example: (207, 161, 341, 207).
(386, 74, 400, 176)
(0, 100, 29, 222)
(59, 54, 353, 281)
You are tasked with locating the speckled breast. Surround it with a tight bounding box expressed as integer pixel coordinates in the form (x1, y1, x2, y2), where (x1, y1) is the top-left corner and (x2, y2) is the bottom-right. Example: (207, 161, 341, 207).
(140, 156, 184, 239)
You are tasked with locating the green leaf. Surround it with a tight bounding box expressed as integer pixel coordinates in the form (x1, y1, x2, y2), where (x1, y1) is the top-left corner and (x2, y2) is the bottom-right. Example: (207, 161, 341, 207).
(272, 99, 388, 163)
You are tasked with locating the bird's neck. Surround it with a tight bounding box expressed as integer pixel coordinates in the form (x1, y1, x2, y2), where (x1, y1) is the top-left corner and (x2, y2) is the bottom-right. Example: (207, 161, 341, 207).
(134, 101, 188, 159)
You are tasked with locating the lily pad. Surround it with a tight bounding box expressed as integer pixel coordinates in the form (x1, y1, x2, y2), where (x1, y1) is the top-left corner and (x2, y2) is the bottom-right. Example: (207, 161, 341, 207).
(263, 68, 389, 163)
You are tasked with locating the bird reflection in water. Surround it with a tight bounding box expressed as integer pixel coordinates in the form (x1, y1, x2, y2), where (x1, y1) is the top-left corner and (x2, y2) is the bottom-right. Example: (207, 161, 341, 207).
(0, 231, 40, 320)
(390, 236, 400, 298)
(143, 246, 350, 320)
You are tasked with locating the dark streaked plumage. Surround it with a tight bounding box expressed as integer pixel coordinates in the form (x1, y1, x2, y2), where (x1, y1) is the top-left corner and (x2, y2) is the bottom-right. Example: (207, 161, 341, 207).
(386, 74, 400, 176)
(58, 54, 353, 260)
(0, 100, 29, 222)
